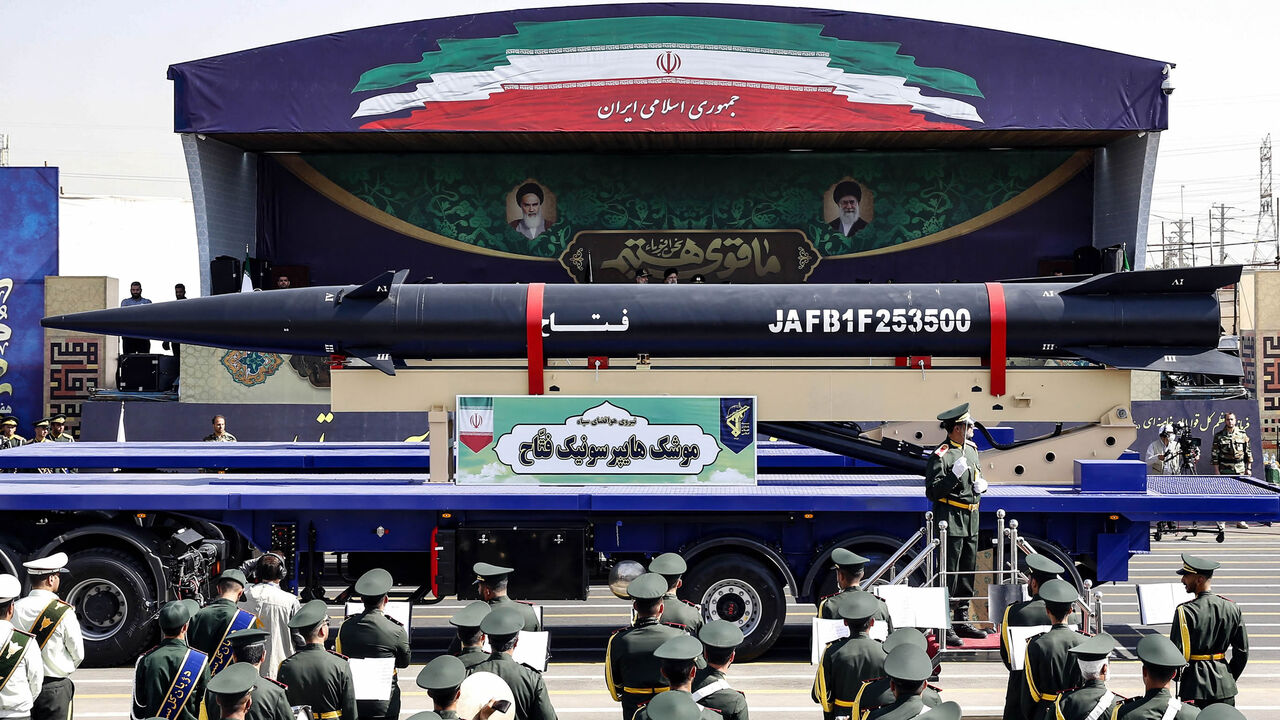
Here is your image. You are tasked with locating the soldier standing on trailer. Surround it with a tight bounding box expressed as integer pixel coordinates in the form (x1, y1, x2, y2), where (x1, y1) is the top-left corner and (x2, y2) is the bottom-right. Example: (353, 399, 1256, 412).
(14, 553, 81, 720)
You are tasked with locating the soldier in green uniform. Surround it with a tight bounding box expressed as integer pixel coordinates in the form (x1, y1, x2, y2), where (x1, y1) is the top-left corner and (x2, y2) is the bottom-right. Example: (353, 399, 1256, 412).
(0, 416, 26, 450)
(206, 662, 259, 720)
(606, 573, 689, 720)
(812, 591, 887, 720)
(204, 416, 237, 443)
(817, 549, 892, 629)
(1115, 636, 1199, 720)
(449, 602, 492, 670)
(417, 655, 474, 719)
(188, 570, 252, 661)
(1053, 633, 1122, 720)
(851, 628, 942, 720)
(469, 606, 557, 720)
(204, 631, 292, 720)
(1170, 554, 1248, 708)
(865, 644, 937, 720)
(1000, 554, 1066, 720)
(1020, 579, 1087, 720)
(633, 635, 717, 720)
(1212, 414, 1254, 528)
(649, 553, 703, 634)
(335, 569, 410, 720)
(925, 403, 990, 646)
(692, 620, 748, 720)
(131, 601, 211, 720)
(47, 416, 74, 443)
(474, 563, 541, 632)
(277, 599, 358, 720)
(29, 418, 50, 444)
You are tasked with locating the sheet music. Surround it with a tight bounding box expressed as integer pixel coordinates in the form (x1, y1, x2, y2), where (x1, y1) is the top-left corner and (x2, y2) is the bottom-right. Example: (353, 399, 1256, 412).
(809, 618, 888, 664)
(1137, 583, 1185, 626)
(871, 586, 949, 628)
(482, 630, 550, 672)
(345, 601, 412, 630)
(1007, 624, 1079, 671)
(348, 657, 395, 700)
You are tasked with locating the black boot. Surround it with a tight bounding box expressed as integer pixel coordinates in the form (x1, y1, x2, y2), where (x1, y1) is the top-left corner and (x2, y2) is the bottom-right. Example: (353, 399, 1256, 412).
(953, 604, 989, 638)
(945, 628, 964, 647)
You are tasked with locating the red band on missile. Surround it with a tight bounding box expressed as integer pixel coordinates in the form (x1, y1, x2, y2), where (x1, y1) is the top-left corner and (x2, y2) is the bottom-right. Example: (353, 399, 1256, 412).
(526, 283, 545, 395)
(985, 282, 1006, 396)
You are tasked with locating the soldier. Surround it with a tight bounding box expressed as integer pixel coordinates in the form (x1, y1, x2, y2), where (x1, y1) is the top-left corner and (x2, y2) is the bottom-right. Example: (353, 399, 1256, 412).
(1170, 554, 1248, 709)
(131, 600, 209, 720)
(469, 606, 557, 720)
(29, 419, 50, 444)
(450, 601, 492, 670)
(0, 417, 26, 450)
(632, 635, 717, 720)
(417, 655, 490, 719)
(851, 629, 941, 720)
(14, 553, 82, 720)
(1053, 633, 1122, 720)
(0, 573, 42, 719)
(1212, 413, 1253, 528)
(474, 563, 541, 632)
(239, 553, 299, 679)
(188, 569, 258, 674)
(203, 631, 291, 720)
(813, 591, 887, 720)
(204, 416, 237, 443)
(1000, 554, 1066, 720)
(46, 417, 73, 443)
(925, 403, 990, 646)
(692, 620, 748, 720)
(605, 573, 688, 720)
(865, 644, 937, 720)
(277, 599, 357, 720)
(1115, 636, 1199, 720)
(1020, 579, 1087, 720)
(206, 662, 259, 720)
(817, 549, 892, 628)
(335, 569, 409, 720)
(649, 553, 703, 634)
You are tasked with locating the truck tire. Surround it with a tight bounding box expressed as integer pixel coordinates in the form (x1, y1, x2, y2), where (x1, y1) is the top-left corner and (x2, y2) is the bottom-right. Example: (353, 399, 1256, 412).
(682, 553, 785, 661)
(65, 549, 157, 667)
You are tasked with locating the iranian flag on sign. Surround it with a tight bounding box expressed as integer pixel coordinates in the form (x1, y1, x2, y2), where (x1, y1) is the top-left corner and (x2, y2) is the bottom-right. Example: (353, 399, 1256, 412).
(458, 397, 494, 453)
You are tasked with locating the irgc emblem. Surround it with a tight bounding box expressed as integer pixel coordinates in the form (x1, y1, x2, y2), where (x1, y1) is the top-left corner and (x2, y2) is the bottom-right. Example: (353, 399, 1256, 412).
(720, 398, 754, 454)
(221, 350, 284, 387)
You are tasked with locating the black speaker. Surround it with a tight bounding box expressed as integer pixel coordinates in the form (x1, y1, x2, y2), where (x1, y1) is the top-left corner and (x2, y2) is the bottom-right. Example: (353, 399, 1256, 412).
(210, 255, 242, 295)
(117, 354, 179, 392)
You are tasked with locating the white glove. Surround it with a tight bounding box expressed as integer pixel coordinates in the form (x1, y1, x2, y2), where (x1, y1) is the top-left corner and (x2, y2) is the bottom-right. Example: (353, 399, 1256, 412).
(974, 475, 989, 494)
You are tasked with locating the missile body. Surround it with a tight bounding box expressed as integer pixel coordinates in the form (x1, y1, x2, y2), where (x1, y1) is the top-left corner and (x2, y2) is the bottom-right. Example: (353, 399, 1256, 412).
(42, 266, 1241, 376)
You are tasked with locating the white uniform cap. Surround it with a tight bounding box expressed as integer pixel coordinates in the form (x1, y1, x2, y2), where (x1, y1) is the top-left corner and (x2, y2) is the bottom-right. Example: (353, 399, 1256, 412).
(23, 552, 69, 575)
(0, 575, 21, 602)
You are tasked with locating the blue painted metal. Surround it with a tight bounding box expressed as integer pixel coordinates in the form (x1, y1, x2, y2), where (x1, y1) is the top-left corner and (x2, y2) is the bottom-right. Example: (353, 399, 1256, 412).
(1075, 459, 1148, 492)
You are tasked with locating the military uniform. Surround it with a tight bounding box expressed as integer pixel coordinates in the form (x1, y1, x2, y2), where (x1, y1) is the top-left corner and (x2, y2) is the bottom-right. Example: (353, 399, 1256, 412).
(446, 601, 491, 670)
(635, 691, 708, 720)
(692, 620, 747, 720)
(470, 608, 556, 720)
(632, 689, 719, 720)
(188, 598, 246, 658)
(416, 656, 471, 720)
(925, 404, 988, 643)
(1052, 634, 1122, 720)
(818, 588, 892, 626)
(1000, 555, 1065, 720)
(0, 573, 43, 720)
(14, 554, 82, 720)
(0, 415, 26, 453)
(277, 600, 357, 720)
(1210, 425, 1251, 475)
(1021, 580, 1088, 720)
(335, 570, 409, 720)
(474, 564, 542, 632)
(861, 640, 936, 720)
(131, 602, 210, 720)
(812, 593, 887, 720)
(1170, 555, 1247, 707)
(852, 678, 940, 720)
(649, 554, 703, 634)
(1113, 635, 1199, 720)
(607, 574, 690, 720)
(205, 670, 292, 720)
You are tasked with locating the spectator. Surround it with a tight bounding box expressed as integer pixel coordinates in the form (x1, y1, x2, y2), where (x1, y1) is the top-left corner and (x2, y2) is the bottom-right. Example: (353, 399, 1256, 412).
(239, 553, 300, 679)
(276, 276, 291, 289)
(119, 281, 152, 354)
(1146, 424, 1181, 474)
(204, 415, 237, 442)
(663, 268, 679, 284)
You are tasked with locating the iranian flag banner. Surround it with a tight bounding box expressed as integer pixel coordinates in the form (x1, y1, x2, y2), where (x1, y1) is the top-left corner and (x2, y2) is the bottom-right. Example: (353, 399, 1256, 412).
(352, 16, 984, 133)
(458, 397, 494, 453)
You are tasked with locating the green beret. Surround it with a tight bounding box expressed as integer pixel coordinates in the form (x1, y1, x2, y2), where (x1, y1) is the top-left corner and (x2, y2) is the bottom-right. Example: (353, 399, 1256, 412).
(226, 628, 270, 646)
(1025, 554, 1065, 579)
(648, 552, 687, 577)
(288, 599, 330, 630)
(473, 562, 514, 585)
(654, 634, 703, 661)
(641, 689, 702, 720)
(449, 600, 491, 629)
(480, 606, 524, 637)
(415, 655, 466, 691)
(1067, 632, 1116, 661)
(883, 644, 934, 683)
(218, 569, 248, 588)
(1136, 635, 1188, 669)
(831, 548, 870, 570)
(919, 701, 963, 720)
(937, 404, 973, 424)
(405, 713, 443, 720)
(1177, 553, 1220, 578)
(699, 620, 744, 650)
(883, 627, 928, 654)
(837, 591, 880, 622)
(354, 568, 393, 597)
(627, 573, 668, 601)
(1038, 579, 1079, 605)
(207, 662, 259, 697)
(158, 600, 193, 633)
(1197, 705, 1246, 720)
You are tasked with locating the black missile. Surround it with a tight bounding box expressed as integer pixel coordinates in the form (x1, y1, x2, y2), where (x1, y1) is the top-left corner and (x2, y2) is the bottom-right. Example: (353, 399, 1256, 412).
(42, 266, 1242, 376)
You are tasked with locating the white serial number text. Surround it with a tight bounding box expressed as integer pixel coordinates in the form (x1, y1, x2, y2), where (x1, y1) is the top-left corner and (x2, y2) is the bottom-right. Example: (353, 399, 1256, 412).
(767, 308, 973, 334)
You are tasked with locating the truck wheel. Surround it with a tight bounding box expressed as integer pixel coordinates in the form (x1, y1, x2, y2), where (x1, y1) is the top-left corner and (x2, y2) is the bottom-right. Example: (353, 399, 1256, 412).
(682, 553, 785, 661)
(65, 549, 156, 667)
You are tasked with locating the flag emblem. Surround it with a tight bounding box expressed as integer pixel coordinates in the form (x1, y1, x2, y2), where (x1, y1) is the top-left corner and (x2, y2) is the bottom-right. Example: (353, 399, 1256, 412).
(458, 397, 494, 453)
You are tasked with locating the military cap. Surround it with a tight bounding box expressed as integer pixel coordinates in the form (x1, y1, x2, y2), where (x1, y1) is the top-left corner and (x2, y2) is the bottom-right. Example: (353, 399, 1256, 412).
(449, 600, 491, 629)
(654, 634, 704, 661)
(354, 567, 393, 597)
(883, 627, 928, 654)
(1136, 635, 1187, 669)
(0, 417, 16, 428)
(182, 598, 202, 618)
(883, 644, 934, 683)
(473, 562, 513, 585)
(207, 662, 259, 697)
(831, 548, 870, 570)
(406, 713, 443, 720)
(159, 600, 194, 633)
(32, 418, 50, 429)
(415, 655, 466, 691)
(837, 590, 880, 622)
(49, 415, 67, 425)
(627, 572, 669, 601)
(218, 569, 248, 588)
(226, 628, 270, 647)
(1067, 632, 1116, 661)
(1197, 705, 1246, 720)
(937, 404, 973, 424)
(1177, 553, 1220, 578)
(649, 552, 687, 577)
(23, 552, 69, 575)
(699, 620, 744, 650)
(0, 574, 20, 603)
(919, 701, 963, 720)
(288, 599, 329, 630)
(1038, 578, 1079, 605)
(480, 606, 525, 637)
(636, 268, 652, 280)
(1025, 554, 1065, 579)
(642, 688, 702, 720)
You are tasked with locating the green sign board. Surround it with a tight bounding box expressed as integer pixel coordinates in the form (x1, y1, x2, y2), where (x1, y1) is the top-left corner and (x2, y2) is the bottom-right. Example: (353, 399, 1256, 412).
(455, 396, 757, 485)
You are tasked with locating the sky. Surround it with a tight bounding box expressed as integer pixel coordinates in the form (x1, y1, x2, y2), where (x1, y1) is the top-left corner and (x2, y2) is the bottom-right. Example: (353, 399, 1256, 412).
(3, 0, 1279, 270)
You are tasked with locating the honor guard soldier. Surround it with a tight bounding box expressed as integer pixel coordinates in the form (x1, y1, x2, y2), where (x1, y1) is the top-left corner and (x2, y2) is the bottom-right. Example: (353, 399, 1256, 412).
(131, 600, 210, 720)
(649, 553, 703, 634)
(416, 655, 471, 718)
(469, 606, 557, 720)
(46, 417, 73, 443)
(812, 591, 887, 720)
(450, 602, 492, 670)
(1053, 633, 1122, 720)
(474, 564, 541, 632)
(0, 417, 26, 450)
(817, 549, 892, 628)
(1170, 554, 1248, 709)
(15, 553, 81, 720)
(606, 573, 689, 720)
(925, 404, 989, 647)
(206, 662, 259, 720)
(1020, 579, 1087, 720)
(864, 644, 936, 720)
(189, 570, 258, 675)
(852, 629, 941, 720)
(692, 621, 748, 720)
(277, 600, 357, 720)
(204, 631, 292, 720)
(1000, 554, 1066, 720)
(1115, 636, 1198, 720)
(0, 574, 42, 720)
(633, 635, 717, 720)
(335, 569, 409, 720)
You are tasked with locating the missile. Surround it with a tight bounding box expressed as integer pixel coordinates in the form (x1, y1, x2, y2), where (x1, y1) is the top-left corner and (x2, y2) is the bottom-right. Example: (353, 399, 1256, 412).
(43, 266, 1242, 376)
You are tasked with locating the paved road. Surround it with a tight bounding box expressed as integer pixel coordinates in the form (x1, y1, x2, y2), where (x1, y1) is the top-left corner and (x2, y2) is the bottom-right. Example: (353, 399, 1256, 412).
(68, 527, 1280, 719)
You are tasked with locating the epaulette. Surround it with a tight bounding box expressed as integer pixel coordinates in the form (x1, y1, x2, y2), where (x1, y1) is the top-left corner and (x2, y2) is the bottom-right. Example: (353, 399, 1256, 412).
(520, 662, 541, 673)
(663, 621, 689, 631)
(610, 626, 629, 637)
(819, 590, 840, 601)
(140, 644, 161, 658)
(327, 649, 348, 660)
(518, 600, 536, 607)
(266, 677, 288, 689)
(933, 444, 948, 457)
(680, 598, 700, 610)
(1220, 594, 1234, 602)
(383, 614, 404, 627)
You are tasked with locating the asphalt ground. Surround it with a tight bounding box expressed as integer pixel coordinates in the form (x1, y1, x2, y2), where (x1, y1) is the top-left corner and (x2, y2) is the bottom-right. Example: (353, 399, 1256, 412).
(69, 527, 1280, 719)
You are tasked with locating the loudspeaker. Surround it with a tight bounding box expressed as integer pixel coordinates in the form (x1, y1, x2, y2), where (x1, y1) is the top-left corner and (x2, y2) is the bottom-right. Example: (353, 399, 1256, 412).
(117, 354, 180, 392)
(210, 256, 242, 295)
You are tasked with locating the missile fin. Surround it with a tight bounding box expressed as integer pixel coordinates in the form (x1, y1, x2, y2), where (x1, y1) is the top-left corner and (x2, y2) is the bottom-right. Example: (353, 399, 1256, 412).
(1065, 346, 1243, 376)
(1060, 265, 1241, 296)
(339, 269, 410, 303)
(345, 347, 399, 376)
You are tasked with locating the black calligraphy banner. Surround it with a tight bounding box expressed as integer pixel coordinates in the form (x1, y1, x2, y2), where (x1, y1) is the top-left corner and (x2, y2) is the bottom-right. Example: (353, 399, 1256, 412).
(559, 230, 821, 284)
